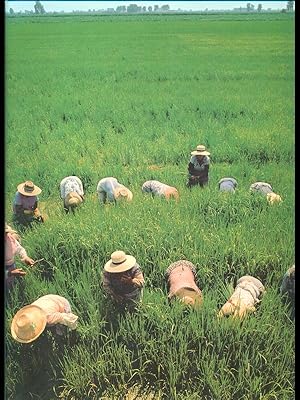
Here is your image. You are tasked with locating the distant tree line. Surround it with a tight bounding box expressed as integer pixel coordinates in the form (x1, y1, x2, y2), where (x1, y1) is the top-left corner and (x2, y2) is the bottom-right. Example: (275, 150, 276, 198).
(7, 1, 295, 16)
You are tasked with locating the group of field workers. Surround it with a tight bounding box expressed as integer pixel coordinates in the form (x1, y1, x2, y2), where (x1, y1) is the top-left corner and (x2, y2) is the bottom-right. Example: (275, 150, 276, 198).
(6, 144, 293, 344)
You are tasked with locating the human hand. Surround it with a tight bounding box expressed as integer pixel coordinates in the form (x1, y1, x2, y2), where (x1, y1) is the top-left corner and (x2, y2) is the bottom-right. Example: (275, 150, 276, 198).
(132, 278, 143, 287)
(22, 256, 35, 266)
(10, 268, 26, 277)
(120, 275, 133, 285)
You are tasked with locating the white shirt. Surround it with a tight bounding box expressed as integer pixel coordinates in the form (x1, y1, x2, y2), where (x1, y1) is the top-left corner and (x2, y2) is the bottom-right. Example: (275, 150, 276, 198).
(97, 177, 123, 202)
(142, 180, 174, 197)
(189, 155, 210, 172)
(60, 176, 84, 199)
(250, 182, 273, 195)
(218, 177, 238, 192)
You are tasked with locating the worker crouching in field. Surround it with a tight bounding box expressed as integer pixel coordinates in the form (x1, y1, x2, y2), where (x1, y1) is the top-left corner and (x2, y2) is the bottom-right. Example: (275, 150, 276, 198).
(60, 175, 84, 213)
(102, 251, 145, 311)
(5, 224, 35, 291)
(218, 275, 265, 319)
(187, 145, 211, 188)
(250, 182, 282, 205)
(97, 177, 133, 204)
(165, 260, 203, 308)
(280, 265, 295, 317)
(218, 177, 238, 193)
(11, 294, 78, 343)
(142, 180, 179, 201)
(12, 180, 44, 227)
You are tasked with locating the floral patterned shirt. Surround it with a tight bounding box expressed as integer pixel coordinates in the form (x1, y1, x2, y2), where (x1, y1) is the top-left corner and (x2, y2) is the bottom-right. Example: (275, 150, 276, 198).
(60, 176, 84, 199)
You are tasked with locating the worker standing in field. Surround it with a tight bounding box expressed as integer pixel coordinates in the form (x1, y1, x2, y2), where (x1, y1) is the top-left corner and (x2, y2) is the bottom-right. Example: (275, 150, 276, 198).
(97, 177, 133, 204)
(165, 260, 203, 308)
(187, 145, 211, 188)
(102, 251, 145, 310)
(12, 180, 44, 227)
(218, 177, 238, 193)
(218, 275, 265, 319)
(250, 182, 282, 204)
(142, 180, 179, 200)
(280, 265, 295, 317)
(60, 175, 84, 213)
(11, 294, 78, 343)
(5, 223, 35, 291)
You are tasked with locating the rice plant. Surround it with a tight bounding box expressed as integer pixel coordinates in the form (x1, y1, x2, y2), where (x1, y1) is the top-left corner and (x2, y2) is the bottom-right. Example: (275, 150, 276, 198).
(5, 12, 294, 400)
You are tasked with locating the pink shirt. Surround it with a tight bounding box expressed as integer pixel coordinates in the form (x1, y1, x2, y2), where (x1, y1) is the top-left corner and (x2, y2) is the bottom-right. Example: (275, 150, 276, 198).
(32, 294, 78, 328)
(5, 233, 27, 265)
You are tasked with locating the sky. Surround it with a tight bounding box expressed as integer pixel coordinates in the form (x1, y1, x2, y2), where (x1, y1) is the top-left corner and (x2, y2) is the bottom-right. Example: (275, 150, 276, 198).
(5, 1, 290, 12)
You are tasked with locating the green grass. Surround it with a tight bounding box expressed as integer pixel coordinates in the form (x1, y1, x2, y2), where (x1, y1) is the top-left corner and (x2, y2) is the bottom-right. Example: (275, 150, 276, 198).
(5, 12, 294, 400)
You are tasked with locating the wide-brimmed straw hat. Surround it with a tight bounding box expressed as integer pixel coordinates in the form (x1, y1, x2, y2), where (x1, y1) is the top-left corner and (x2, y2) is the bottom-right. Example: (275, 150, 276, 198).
(5, 223, 21, 241)
(191, 145, 210, 156)
(266, 192, 282, 205)
(104, 250, 136, 273)
(113, 187, 133, 202)
(11, 304, 47, 343)
(17, 181, 41, 197)
(5, 223, 17, 234)
(174, 287, 203, 307)
(65, 192, 83, 208)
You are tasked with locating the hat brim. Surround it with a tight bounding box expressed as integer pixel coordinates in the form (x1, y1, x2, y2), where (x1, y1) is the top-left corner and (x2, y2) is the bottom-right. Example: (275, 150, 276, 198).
(17, 183, 41, 196)
(174, 287, 203, 306)
(5, 225, 17, 234)
(104, 255, 136, 273)
(191, 151, 210, 156)
(65, 192, 83, 207)
(11, 305, 47, 343)
(114, 187, 133, 201)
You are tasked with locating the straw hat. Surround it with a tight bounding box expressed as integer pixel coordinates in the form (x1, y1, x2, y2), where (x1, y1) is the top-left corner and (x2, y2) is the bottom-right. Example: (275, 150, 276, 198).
(11, 305, 47, 343)
(218, 301, 253, 318)
(17, 181, 41, 196)
(5, 223, 17, 234)
(104, 250, 136, 273)
(5, 223, 20, 241)
(267, 193, 282, 205)
(65, 192, 83, 208)
(175, 287, 203, 307)
(191, 144, 210, 156)
(113, 187, 133, 202)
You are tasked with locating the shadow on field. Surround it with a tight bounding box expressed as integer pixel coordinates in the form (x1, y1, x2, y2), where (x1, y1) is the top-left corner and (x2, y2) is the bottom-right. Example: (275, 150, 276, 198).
(10, 329, 78, 400)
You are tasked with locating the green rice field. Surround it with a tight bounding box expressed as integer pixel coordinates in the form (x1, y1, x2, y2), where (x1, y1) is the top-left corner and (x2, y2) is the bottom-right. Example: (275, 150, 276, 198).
(5, 12, 294, 400)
